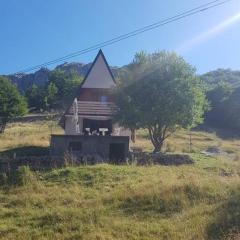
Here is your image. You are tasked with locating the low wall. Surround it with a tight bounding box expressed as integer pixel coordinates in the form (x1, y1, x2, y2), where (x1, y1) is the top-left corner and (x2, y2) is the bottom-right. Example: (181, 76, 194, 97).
(0, 156, 63, 172)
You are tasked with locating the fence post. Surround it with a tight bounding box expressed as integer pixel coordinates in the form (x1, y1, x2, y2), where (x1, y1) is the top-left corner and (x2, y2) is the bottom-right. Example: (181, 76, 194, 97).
(189, 130, 192, 153)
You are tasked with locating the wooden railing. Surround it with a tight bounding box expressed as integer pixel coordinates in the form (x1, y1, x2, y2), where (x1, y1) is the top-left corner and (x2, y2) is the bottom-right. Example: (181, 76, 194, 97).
(68, 101, 117, 116)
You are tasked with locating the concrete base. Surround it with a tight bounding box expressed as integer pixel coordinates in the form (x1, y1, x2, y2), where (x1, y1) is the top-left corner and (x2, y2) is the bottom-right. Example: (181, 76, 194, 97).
(50, 135, 129, 163)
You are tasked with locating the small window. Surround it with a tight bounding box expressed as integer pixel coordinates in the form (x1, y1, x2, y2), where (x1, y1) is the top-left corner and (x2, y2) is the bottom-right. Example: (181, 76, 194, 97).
(68, 141, 82, 151)
(100, 95, 108, 103)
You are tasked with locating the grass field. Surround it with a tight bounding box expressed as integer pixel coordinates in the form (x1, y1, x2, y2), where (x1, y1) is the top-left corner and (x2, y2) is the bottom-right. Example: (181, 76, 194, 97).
(0, 120, 240, 239)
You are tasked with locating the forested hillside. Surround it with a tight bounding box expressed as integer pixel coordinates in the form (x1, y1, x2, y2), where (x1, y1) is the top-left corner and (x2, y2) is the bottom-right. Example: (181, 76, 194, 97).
(201, 69, 240, 132)
(1, 61, 240, 132)
(201, 68, 240, 88)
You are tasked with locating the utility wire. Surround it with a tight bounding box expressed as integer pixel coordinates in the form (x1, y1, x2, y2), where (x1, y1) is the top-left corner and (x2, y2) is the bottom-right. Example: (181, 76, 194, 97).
(16, 0, 233, 74)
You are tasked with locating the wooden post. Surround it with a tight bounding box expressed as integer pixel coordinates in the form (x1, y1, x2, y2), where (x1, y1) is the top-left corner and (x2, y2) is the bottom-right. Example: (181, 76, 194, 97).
(189, 130, 192, 153)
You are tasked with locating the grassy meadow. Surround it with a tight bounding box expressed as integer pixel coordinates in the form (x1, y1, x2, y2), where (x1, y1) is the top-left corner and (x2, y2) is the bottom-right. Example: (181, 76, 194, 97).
(0, 120, 240, 239)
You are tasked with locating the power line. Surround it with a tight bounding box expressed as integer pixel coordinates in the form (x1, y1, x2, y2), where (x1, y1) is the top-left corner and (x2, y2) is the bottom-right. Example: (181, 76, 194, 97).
(16, 0, 233, 74)
(16, 0, 232, 73)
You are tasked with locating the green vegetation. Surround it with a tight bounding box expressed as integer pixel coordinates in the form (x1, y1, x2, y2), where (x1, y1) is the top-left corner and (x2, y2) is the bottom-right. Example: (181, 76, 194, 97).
(0, 160, 239, 239)
(201, 68, 240, 88)
(116, 51, 208, 152)
(0, 120, 240, 239)
(25, 70, 83, 111)
(3, 54, 240, 135)
(0, 54, 240, 239)
(0, 77, 27, 133)
(201, 69, 240, 132)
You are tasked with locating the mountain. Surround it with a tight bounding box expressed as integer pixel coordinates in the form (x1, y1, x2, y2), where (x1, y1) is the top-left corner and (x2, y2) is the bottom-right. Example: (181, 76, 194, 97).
(8, 64, 240, 93)
(7, 68, 50, 92)
(55, 62, 92, 76)
(5, 62, 119, 92)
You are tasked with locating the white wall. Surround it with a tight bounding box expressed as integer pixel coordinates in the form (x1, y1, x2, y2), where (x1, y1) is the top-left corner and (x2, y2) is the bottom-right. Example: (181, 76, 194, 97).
(82, 54, 116, 89)
(65, 116, 83, 135)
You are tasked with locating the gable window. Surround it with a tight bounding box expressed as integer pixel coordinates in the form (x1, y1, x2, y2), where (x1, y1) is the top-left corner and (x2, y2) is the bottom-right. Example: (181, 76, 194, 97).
(100, 95, 108, 103)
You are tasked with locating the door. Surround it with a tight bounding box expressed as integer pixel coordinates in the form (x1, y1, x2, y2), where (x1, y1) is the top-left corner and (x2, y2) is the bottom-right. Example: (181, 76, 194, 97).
(109, 143, 125, 163)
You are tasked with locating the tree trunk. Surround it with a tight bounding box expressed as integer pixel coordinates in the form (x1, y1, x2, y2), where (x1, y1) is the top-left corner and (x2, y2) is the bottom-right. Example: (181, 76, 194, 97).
(153, 144, 162, 153)
(148, 127, 165, 153)
(130, 129, 136, 143)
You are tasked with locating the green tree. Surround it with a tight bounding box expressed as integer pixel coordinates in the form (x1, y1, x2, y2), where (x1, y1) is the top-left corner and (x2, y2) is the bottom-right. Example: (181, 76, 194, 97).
(204, 83, 232, 128)
(25, 84, 46, 111)
(118, 51, 148, 86)
(223, 87, 240, 131)
(0, 77, 27, 133)
(25, 70, 83, 111)
(44, 82, 58, 109)
(115, 51, 208, 152)
(62, 71, 83, 105)
(201, 68, 240, 88)
(202, 69, 240, 132)
(48, 70, 83, 108)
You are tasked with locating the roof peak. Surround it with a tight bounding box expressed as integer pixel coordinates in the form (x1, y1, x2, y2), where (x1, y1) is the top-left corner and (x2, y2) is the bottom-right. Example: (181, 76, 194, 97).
(88, 49, 115, 83)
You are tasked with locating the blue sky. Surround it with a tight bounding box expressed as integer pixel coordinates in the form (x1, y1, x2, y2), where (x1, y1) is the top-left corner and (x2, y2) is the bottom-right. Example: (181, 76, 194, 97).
(0, 0, 240, 75)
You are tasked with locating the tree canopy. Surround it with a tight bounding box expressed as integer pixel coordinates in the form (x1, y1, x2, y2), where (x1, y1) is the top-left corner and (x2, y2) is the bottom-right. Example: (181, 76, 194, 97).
(115, 51, 208, 152)
(0, 76, 27, 133)
(201, 69, 240, 132)
(25, 70, 83, 111)
(201, 68, 240, 89)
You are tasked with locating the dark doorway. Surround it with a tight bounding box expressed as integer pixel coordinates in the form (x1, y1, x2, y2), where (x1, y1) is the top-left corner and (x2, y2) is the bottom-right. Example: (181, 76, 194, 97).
(109, 143, 125, 163)
(83, 119, 112, 134)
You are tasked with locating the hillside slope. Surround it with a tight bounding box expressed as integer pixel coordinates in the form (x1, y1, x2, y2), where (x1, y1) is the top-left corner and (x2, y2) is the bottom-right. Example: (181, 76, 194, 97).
(0, 120, 240, 239)
(201, 68, 240, 88)
(0, 162, 239, 240)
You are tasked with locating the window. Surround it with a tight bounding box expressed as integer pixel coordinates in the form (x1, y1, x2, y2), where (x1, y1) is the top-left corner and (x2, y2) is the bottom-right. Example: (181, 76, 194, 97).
(100, 95, 108, 103)
(68, 141, 82, 151)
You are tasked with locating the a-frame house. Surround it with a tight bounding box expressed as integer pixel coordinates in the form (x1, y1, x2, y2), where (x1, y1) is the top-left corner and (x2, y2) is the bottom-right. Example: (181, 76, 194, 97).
(51, 50, 130, 162)
(59, 49, 130, 137)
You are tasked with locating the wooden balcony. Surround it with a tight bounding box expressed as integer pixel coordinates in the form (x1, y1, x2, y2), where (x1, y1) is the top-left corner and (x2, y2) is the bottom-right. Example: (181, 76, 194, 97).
(68, 101, 117, 116)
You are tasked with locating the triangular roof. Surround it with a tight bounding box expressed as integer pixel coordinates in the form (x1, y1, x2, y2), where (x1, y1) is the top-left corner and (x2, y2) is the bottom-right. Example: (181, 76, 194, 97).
(59, 49, 116, 128)
(80, 49, 116, 88)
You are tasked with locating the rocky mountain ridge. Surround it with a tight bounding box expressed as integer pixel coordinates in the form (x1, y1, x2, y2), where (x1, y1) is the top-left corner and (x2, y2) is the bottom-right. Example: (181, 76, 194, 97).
(5, 62, 119, 92)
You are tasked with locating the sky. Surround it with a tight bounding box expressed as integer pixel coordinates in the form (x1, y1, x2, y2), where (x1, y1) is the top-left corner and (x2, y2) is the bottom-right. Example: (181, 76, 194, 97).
(0, 0, 240, 75)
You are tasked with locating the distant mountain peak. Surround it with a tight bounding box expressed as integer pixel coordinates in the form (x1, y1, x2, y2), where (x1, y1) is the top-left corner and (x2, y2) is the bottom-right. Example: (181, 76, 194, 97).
(6, 61, 119, 92)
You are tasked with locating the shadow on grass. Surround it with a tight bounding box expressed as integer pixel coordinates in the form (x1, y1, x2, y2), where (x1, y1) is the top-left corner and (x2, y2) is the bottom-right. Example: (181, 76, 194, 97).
(135, 153, 194, 166)
(207, 187, 240, 240)
(114, 183, 218, 219)
(0, 146, 49, 157)
(194, 124, 240, 140)
(119, 194, 184, 218)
